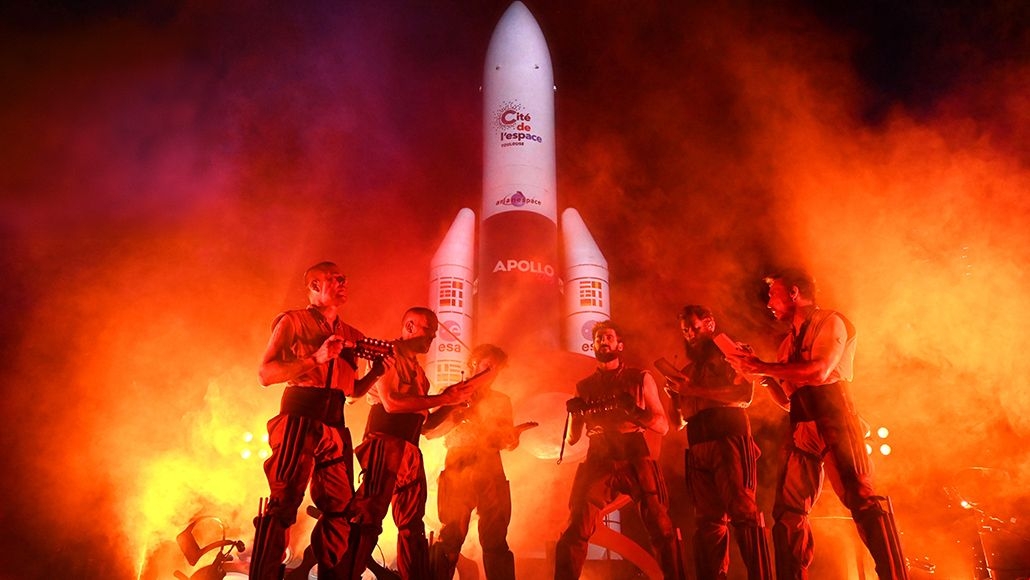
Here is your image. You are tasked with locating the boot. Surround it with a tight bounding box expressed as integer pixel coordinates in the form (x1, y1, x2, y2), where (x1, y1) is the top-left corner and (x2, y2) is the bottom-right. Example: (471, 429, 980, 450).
(430, 540, 459, 580)
(733, 522, 773, 580)
(774, 513, 811, 580)
(655, 538, 685, 580)
(396, 525, 430, 579)
(250, 498, 287, 580)
(693, 525, 728, 580)
(327, 524, 379, 580)
(854, 499, 908, 580)
(482, 548, 516, 580)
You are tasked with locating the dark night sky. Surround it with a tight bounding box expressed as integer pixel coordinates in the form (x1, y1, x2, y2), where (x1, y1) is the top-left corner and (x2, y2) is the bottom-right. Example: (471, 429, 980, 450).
(1, 1, 1028, 578)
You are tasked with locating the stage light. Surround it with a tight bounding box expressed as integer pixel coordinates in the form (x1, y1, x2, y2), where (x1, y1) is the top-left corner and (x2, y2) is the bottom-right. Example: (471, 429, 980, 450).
(865, 425, 893, 456)
(239, 429, 271, 462)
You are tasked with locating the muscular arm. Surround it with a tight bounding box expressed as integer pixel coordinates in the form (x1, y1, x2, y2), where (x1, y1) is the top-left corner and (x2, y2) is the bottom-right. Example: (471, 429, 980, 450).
(733, 316, 847, 386)
(567, 413, 585, 446)
(378, 366, 485, 414)
(638, 371, 669, 435)
(421, 405, 464, 438)
(663, 354, 752, 408)
(666, 390, 685, 430)
(352, 357, 390, 398)
(258, 316, 333, 386)
(760, 377, 792, 410)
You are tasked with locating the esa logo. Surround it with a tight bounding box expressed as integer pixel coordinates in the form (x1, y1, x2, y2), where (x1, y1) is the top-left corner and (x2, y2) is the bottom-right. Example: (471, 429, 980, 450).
(579, 319, 601, 352)
(581, 320, 599, 340)
(437, 320, 463, 352)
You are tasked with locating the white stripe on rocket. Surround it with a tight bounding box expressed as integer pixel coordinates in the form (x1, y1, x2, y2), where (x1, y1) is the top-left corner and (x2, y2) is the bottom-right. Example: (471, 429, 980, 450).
(428, 2, 611, 368)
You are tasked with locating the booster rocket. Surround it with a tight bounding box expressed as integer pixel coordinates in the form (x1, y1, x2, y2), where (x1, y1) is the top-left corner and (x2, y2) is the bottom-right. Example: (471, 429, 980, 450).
(427, 1, 610, 385)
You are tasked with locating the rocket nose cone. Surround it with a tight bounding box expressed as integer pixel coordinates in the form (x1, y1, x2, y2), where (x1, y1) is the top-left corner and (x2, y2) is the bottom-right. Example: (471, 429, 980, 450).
(431, 208, 476, 267)
(492, 1, 542, 42)
(486, 1, 552, 72)
(562, 208, 608, 268)
(498, 1, 533, 23)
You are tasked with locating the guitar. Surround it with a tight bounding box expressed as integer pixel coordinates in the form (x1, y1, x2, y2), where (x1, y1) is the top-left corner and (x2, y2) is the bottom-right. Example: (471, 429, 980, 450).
(352, 337, 394, 362)
(567, 392, 635, 416)
(423, 368, 495, 433)
(653, 357, 687, 394)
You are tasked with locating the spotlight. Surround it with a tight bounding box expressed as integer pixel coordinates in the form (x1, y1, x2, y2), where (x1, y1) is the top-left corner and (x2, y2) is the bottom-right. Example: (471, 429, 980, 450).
(865, 424, 893, 456)
(240, 428, 272, 461)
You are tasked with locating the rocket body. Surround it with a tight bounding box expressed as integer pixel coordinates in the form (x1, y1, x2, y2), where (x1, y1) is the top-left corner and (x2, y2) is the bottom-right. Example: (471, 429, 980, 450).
(478, 1, 560, 352)
(426, 1, 610, 384)
(422, 1, 635, 569)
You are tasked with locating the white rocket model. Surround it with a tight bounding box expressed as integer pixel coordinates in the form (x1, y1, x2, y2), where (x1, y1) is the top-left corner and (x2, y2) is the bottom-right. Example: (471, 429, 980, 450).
(427, 1, 610, 386)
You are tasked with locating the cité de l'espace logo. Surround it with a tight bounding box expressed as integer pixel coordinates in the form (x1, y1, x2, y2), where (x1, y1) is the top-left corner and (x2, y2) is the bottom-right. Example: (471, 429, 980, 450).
(495, 100, 543, 147)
